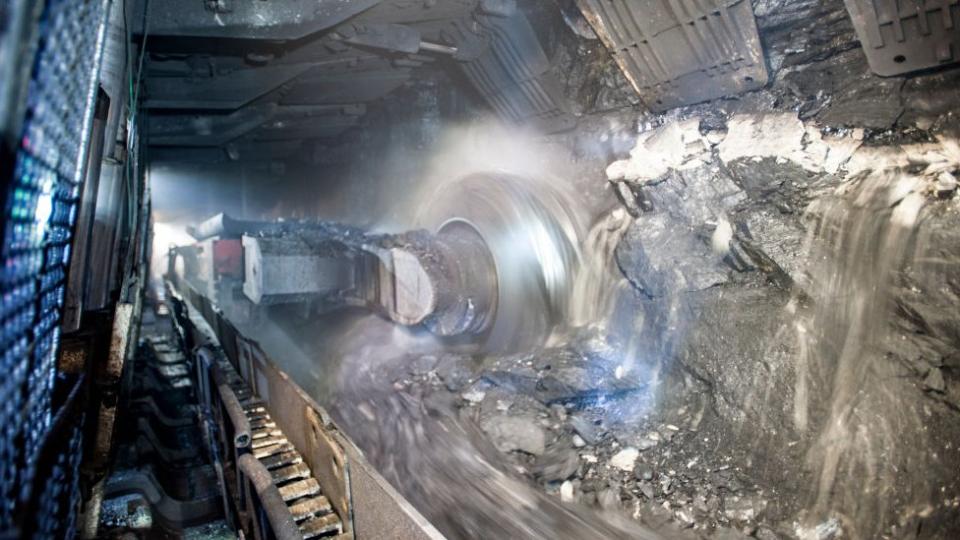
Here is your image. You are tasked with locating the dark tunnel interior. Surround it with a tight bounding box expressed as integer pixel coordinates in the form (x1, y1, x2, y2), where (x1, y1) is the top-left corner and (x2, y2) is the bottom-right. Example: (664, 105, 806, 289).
(1, 0, 960, 539)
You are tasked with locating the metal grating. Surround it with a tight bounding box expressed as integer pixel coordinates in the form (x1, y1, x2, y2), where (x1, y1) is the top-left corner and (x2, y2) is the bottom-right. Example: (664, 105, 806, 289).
(576, 0, 768, 112)
(0, 0, 108, 532)
(844, 0, 960, 76)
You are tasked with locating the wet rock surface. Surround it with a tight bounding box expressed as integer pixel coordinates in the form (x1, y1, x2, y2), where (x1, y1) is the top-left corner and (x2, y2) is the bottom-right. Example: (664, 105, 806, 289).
(433, 0, 960, 536)
(616, 215, 728, 298)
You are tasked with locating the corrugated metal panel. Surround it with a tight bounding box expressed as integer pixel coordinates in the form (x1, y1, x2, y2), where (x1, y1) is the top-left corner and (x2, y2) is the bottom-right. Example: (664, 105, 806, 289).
(577, 0, 768, 112)
(844, 0, 960, 76)
(451, 11, 577, 133)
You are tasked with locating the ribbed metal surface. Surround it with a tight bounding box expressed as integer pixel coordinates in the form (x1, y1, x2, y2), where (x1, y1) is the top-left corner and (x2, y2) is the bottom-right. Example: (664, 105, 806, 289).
(577, 0, 768, 111)
(452, 12, 576, 133)
(213, 352, 344, 538)
(844, 0, 960, 76)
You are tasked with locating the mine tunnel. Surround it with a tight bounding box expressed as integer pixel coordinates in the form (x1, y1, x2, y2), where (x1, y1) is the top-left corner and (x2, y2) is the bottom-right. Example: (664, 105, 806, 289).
(2, 0, 960, 538)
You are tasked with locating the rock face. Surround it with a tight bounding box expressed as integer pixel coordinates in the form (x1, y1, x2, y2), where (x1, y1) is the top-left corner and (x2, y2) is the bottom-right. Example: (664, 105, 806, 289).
(616, 214, 728, 298)
(596, 0, 960, 537)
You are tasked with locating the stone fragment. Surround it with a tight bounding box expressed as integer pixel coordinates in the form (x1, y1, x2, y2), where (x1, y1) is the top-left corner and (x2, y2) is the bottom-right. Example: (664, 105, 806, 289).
(641, 501, 675, 529)
(609, 447, 640, 471)
(560, 480, 575, 503)
(481, 415, 546, 456)
(738, 208, 807, 284)
(936, 171, 958, 198)
(693, 494, 709, 514)
(479, 388, 514, 417)
(822, 134, 863, 174)
(712, 216, 733, 255)
(534, 443, 580, 482)
(923, 368, 946, 393)
(606, 119, 708, 183)
(636, 435, 660, 451)
(723, 496, 766, 523)
(659, 476, 673, 494)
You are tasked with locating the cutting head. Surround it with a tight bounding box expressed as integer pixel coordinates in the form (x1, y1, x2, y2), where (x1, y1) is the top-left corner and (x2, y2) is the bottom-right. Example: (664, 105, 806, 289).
(417, 173, 585, 352)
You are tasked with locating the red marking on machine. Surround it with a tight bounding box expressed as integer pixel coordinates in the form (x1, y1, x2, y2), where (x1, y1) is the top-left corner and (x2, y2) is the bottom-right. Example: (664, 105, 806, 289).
(213, 239, 244, 278)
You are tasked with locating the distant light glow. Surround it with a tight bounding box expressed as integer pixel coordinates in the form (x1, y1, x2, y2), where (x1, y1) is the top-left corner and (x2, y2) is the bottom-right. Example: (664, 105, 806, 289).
(35, 189, 53, 238)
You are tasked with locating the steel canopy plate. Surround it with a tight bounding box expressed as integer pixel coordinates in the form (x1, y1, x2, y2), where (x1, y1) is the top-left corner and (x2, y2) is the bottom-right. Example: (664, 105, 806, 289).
(576, 0, 768, 112)
(844, 0, 960, 77)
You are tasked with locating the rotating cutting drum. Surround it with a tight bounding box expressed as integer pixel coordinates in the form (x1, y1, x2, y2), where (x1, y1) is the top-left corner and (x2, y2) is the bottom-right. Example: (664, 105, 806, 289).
(416, 173, 585, 352)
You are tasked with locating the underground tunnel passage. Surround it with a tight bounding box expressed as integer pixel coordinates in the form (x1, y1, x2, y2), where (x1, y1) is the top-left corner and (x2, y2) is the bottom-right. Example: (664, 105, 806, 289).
(2, 0, 960, 538)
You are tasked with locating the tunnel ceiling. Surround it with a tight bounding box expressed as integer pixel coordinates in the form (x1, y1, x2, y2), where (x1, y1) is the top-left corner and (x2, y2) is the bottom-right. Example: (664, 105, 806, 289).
(136, 0, 561, 165)
(135, 0, 960, 166)
(136, 0, 779, 167)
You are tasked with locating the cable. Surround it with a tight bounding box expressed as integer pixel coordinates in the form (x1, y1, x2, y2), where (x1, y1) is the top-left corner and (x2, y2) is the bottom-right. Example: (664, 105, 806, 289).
(118, 0, 150, 295)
